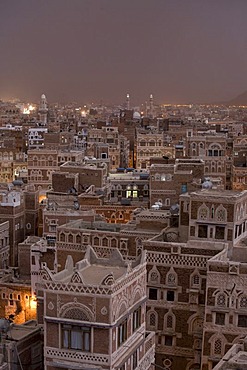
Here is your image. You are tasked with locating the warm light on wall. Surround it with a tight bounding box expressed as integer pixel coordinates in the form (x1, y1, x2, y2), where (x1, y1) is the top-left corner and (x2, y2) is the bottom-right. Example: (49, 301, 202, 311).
(39, 194, 47, 203)
(30, 296, 37, 310)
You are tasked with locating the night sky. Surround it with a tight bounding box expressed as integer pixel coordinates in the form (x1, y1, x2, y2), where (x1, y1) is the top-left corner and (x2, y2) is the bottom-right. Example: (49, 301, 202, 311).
(0, 0, 247, 105)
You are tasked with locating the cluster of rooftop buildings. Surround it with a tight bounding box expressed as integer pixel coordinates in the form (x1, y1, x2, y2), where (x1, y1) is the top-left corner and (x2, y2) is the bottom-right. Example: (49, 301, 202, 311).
(0, 94, 247, 368)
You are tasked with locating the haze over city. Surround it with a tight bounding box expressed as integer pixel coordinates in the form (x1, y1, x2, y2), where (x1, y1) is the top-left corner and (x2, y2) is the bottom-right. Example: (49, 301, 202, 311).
(1, 0, 247, 105)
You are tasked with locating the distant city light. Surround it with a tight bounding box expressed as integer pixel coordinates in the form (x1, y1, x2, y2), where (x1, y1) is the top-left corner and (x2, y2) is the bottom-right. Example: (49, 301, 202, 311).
(22, 104, 35, 114)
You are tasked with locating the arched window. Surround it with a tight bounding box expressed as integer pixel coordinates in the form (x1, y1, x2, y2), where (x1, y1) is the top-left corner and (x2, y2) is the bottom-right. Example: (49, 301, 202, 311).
(68, 234, 73, 243)
(166, 268, 177, 286)
(149, 268, 160, 284)
(164, 311, 175, 331)
(214, 338, 222, 355)
(215, 206, 227, 222)
(239, 295, 247, 309)
(60, 233, 65, 242)
(148, 311, 157, 329)
(93, 237, 100, 246)
(191, 272, 201, 288)
(216, 293, 227, 307)
(166, 315, 173, 328)
(167, 273, 176, 286)
(76, 235, 81, 244)
(111, 238, 117, 248)
(198, 204, 209, 220)
(102, 237, 108, 247)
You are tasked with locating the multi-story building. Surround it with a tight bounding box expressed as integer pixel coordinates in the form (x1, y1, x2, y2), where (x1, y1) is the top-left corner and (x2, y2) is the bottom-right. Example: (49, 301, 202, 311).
(0, 188, 25, 267)
(186, 134, 227, 188)
(27, 149, 59, 192)
(149, 158, 204, 209)
(201, 245, 247, 370)
(28, 127, 48, 149)
(109, 171, 149, 207)
(136, 129, 166, 170)
(40, 246, 155, 370)
(0, 320, 43, 370)
(0, 221, 9, 269)
(232, 135, 247, 191)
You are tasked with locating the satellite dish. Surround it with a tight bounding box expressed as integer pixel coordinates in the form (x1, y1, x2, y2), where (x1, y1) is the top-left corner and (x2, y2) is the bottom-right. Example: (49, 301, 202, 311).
(74, 201, 79, 210)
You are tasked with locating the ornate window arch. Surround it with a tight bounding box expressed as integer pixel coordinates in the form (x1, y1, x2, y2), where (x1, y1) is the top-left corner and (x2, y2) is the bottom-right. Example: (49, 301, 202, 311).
(188, 314, 204, 335)
(68, 233, 73, 243)
(164, 310, 175, 331)
(215, 292, 228, 308)
(209, 334, 226, 358)
(148, 266, 160, 284)
(60, 302, 94, 322)
(93, 236, 100, 246)
(190, 270, 201, 289)
(102, 237, 108, 247)
(239, 294, 247, 309)
(76, 234, 81, 244)
(166, 267, 177, 287)
(60, 232, 65, 242)
(215, 205, 227, 222)
(111, 238, 117, 248)
(198, 204, 209, 220)
(147, 310, 158, 330)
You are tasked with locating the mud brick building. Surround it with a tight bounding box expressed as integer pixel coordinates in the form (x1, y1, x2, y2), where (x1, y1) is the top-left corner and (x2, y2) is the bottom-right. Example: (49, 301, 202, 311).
(109, 172, 149, 207)
(54, 208, 171, 270)
(201, 246, 247, 369)
(0, 320, 43, 369)
(39, 246, 155, 370)
(0, 268, 37, 324)
(59, 160, 109, 194)
(149, 159, 204, 209)
(232, 136, 247, 191)
(180, 189, 247, 246)
(136, 129, 167, 170)
(27, 149, 60, 191)
(0, 189, 25, 266)
(186, 134, 227, 189)
(144, 235, 223, 370)
(0, 221, 9, 269)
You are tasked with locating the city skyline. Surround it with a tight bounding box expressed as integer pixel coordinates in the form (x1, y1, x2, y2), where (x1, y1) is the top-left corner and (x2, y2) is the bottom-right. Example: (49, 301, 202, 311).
(1, 0, 247, 105)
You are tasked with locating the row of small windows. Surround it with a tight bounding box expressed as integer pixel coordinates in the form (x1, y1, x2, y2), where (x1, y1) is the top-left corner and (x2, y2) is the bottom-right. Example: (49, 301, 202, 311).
(215, 292, 247, 309)
(198, 204, 227, 222)
(0, 153, 14, 160)
(2, 293, 22, 300)
(149, 268, 201, 289)
(59, 233, 120, 248)
(139, 140, 163, 146)
(215, 312, 247, 328)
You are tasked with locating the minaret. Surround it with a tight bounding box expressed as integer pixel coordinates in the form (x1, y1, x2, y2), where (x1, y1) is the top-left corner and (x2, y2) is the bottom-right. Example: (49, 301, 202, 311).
(126, 93, 130, 110)
(149, 94, 154, 118)
(39, 93, 48, 125)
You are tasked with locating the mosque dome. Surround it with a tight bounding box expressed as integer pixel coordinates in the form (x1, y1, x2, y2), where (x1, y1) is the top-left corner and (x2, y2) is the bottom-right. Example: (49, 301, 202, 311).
(133, 111, 141, 119)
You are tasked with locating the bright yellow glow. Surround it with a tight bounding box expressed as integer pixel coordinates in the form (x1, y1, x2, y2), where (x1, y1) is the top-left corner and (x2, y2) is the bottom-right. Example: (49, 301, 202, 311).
(28, 104, 35, 111)
(30, 297, 37, 310)
(23, 108, 30, 114)
(39, 194, 47, 203)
